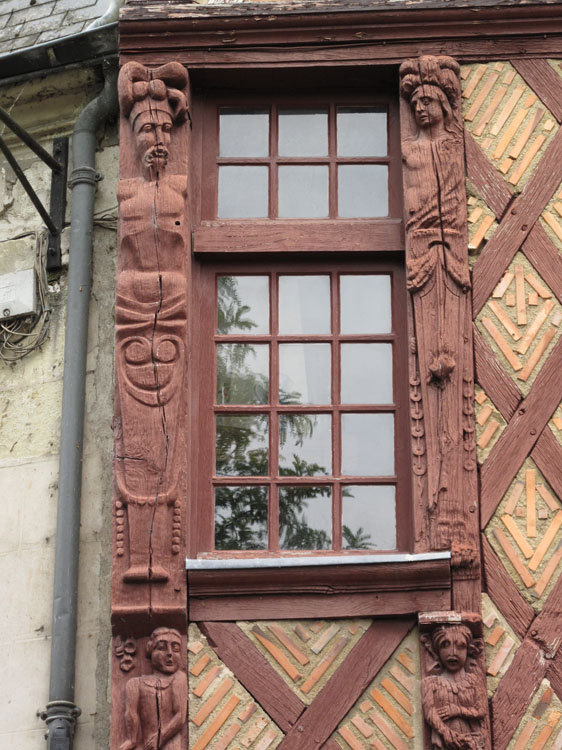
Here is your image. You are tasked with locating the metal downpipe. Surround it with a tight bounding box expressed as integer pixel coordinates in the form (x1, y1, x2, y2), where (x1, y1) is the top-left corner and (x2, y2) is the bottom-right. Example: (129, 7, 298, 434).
(40, 59, 118, 750)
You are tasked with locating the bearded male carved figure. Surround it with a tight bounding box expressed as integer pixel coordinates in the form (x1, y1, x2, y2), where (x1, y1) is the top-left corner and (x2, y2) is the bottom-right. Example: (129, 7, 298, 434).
(115, 62, 189, 582)
(421, 623, 487, 750)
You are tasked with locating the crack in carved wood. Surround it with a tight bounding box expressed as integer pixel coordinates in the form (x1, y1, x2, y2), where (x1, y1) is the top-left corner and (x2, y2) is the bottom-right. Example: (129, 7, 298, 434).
(115, 62, 189, 584)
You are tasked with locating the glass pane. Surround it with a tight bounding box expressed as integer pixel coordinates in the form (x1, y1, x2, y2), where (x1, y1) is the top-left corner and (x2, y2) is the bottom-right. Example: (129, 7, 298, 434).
(337, 107, 387, 157)
(279, 343, 331, 405)
(278, 109, 328, 156)
(279, 275, 331, 335)
(342, 485, 396, 549)
(279, 414, 331, 476)
(279, 486, 332, 550)
(278, 166, 329, 218)
(215, 486, 268, 550)
(217, 344, 269, 405)
(340, 275, 391, 334)
(341, 413, 394, 476)
(341, 343, 393, 404)
(217, 276, 269, 335)
(338, 165, 388, 217)
(218, 166, 268, 218)
(219, 109, 269, 157)
(216, 414, 268, 476)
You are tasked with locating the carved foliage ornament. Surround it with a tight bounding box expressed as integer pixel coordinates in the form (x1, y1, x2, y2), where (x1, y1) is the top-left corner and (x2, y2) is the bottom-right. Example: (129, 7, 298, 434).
(116, 62, 189, 583)
(420, 617, 487, 750)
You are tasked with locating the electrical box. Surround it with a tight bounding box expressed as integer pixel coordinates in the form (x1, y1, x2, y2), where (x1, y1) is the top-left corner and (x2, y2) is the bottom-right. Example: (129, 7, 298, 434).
(0, 268, 36, 321)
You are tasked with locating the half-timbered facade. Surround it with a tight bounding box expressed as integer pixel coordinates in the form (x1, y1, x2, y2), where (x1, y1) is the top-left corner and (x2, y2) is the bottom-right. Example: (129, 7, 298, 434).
(110, 2, 562, 749)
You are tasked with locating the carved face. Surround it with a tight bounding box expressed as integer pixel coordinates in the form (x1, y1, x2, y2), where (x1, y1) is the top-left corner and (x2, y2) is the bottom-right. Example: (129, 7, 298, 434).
(133, 108, 173, 176)
(411, 90, 445, 130)
(150, 632, 182, 674)
(437, 630, 469, 673)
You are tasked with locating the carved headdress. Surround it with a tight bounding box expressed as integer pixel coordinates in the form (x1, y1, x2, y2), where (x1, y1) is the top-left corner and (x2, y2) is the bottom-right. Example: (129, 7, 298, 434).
(399, 55, 462, 134)
(119, 62, 189, 127)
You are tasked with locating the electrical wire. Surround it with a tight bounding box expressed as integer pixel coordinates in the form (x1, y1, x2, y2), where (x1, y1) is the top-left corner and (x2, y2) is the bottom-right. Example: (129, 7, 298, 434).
(0, 230, 51, 362)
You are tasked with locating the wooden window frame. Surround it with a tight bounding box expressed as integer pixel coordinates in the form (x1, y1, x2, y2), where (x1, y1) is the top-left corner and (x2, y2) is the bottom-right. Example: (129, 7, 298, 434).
(192, 256, 411, 558)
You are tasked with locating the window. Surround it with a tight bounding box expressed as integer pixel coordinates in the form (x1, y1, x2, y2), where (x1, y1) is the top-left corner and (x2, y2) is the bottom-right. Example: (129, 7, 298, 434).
(190, 83, 409, 558)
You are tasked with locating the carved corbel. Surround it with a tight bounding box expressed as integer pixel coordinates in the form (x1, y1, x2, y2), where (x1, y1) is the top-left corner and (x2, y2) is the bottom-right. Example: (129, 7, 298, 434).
(419, 612, 490, 750)
(400, 56, 480, 609)
(113, 628, 188, 750)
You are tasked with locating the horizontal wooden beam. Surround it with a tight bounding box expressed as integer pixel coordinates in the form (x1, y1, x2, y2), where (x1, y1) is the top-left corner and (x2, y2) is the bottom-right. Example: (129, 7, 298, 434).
(189, 587, 451, 620)
(188, 558, 450, 597)
(193, 220, 404, 254)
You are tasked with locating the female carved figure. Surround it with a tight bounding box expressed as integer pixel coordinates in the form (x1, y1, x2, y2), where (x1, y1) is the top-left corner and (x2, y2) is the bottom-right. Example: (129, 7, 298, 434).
(421, 624, 487, 750)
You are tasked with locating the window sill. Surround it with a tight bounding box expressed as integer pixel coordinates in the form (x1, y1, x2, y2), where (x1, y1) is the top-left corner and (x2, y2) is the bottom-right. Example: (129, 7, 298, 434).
(186, 551, 451, 621)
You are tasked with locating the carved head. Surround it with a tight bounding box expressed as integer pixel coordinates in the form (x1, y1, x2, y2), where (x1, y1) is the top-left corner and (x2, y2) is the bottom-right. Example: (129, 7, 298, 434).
(399, 55, 461, 135)
(146, 627, 182, 674)
(119, 62, 188, 179)
(422, 623, 482, 674)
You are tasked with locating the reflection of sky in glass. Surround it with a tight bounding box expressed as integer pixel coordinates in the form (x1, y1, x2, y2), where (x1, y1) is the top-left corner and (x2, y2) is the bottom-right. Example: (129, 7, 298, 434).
(278, 109, 329, 156)
(338, 165, 388, 218)
(279, 344, 331, 404)
(340, 275, 391, 334)
(216, 414, 268, 476)
(214, 485, 268, 550)
(278, 275, 331, 334)
(218, 166, 269, 218)
(279, 486, 332, 550)
(217, 344, 269, 405)
(342, 485, 396, 549)
(341, 343, 393, 404)
(337, 108, 387, 157)
(279, 414, 331, 476)
(217, 275, 269, 334)
(278, 166, 329, 218)
(341, 413, 394, 476)
(219, 109, 269, 157)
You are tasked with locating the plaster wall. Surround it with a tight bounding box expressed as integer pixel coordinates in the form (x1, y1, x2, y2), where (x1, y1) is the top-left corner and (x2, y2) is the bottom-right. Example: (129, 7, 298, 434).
(0, 66, 117, 750)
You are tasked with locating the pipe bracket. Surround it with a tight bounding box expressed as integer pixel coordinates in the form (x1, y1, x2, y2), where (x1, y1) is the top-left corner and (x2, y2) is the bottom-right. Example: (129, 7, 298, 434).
(68, 166, 103, 188)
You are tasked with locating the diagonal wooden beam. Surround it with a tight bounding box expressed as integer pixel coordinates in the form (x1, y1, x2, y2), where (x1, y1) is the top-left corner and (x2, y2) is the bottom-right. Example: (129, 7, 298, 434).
(275, 618, 414, 750)
(465, 131, 513, 220)
(199, 621, 305, 732)
(482, 534, 535, 641)
(491, 638, 546, 750)
(522, 223, 562, 305)
(480, 334, 562, 528)
(490, 549, 562, 750)
(473, 325, 522, 421)
(472, 125, 562, 315)
(531, 428, 562, 504)
(511, 58, 562, 123)
(548, 651, 562, 702)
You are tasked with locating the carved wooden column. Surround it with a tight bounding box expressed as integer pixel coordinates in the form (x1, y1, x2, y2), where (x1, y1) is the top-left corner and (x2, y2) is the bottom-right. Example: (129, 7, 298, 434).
(111, 61, 191, 750)
(400, 55, 480, 612)
(400, 53, 490, 750)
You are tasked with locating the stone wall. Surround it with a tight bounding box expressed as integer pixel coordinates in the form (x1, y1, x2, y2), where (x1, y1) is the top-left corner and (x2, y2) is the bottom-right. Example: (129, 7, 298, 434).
(0, 65, 117, 750)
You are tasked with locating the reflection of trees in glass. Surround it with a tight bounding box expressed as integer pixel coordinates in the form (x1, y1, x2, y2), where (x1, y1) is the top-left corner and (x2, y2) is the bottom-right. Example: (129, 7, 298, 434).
(214, 276, 372, 551)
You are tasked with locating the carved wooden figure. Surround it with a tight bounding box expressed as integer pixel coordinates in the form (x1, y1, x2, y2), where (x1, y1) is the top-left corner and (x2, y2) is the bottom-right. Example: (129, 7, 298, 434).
(400, 56, 480, 607)
(115, 62, 189, 584)
(420, 616, 488, 750)
(120, 628, 187, 750)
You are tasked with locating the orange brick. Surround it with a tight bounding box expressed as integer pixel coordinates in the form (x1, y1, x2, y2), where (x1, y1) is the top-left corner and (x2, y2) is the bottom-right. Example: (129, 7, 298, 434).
(191, 653, 211, 677)
(192, 694, 241, 750)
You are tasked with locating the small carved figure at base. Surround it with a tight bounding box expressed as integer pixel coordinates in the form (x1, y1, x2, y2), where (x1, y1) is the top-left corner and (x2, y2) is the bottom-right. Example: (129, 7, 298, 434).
(120, 628, 187, 750)
(421, 624, 486, 750)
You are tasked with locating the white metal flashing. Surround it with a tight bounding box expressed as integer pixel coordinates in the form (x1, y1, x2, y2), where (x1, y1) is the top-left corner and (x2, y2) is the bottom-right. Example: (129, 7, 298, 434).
(186, 550, 451, 570)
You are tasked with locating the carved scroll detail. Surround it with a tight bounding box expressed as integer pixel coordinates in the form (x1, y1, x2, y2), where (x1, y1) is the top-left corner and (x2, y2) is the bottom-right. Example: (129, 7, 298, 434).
(400, 56, 476, 555)
(115, 62, 189, 584)
(115, 637, 137, 673)
(420, 613, 489, 750)
(120, 628, 187, 750)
